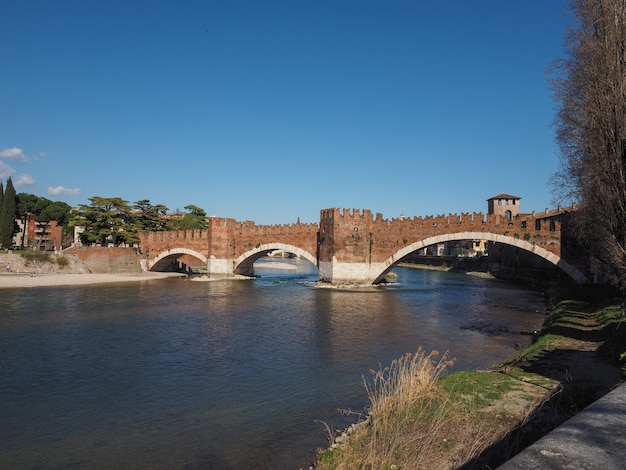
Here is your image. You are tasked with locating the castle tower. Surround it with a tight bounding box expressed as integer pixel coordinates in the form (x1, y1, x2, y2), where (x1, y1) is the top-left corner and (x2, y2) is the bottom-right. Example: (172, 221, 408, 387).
(487, 193, 521, 220)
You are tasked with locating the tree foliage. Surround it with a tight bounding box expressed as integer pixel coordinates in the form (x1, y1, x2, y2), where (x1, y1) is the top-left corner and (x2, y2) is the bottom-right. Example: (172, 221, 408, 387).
(16, 193, 71, 249)
(551, 0, 626, 289)
(71, 196, 137, 246)
(0, 182, 4, 228)
(0, 178, 18, 248)
(176, 204, 207, 230)
(133, 199, 170, 231)
(168, 204, 208, 230)
(70, 197, 205, 246)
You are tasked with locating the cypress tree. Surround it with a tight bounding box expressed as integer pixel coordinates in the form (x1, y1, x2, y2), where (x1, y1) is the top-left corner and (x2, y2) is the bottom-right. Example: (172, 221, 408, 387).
(0, 181, 4, 245)
(0, 178, 18, 248)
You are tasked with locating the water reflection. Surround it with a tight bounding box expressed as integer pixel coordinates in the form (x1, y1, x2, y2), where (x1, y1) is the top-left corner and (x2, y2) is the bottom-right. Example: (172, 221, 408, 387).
(0, 261, 547, 469)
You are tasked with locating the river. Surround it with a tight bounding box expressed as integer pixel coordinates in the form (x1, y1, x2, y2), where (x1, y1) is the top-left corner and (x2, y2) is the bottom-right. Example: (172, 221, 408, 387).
(0, 259, 547, 469)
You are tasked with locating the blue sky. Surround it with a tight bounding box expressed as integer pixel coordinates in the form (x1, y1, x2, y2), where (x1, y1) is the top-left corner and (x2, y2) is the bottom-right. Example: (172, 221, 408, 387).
(1, 1, 572, 225)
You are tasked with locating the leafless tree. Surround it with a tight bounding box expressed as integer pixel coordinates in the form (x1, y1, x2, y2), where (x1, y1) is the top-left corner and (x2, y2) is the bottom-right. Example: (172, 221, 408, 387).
(551, 0, 626, 290)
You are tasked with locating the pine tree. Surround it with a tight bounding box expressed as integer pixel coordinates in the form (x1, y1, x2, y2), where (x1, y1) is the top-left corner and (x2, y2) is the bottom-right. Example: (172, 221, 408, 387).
(0, 178, 18, 248)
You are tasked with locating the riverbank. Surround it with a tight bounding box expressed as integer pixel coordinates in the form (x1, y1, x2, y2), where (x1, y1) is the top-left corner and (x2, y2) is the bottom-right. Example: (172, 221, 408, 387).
(0, 251, 186, 288)
(315, 289, 626, 469)
(0, 271, 185, 288)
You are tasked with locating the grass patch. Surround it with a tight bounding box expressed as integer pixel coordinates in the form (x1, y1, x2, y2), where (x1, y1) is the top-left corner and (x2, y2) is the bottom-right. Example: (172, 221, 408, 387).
(19, 251, 52, 265)
(501, 298, 626, 371)
(439, 370, 517, 411)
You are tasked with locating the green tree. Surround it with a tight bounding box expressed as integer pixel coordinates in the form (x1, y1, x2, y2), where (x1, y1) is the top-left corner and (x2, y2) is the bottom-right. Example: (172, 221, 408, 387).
(168, 204, 208, 230)
(17, 193, 72, 249)
(551, 0, 626, 290)
(17, 193, 49, 248)
(70, 196, 136, 246)
(0, 182, 4, 246)
(133, 199, 170, 231)
(35, 201, 72, 248)
(0, 178, 18, 248)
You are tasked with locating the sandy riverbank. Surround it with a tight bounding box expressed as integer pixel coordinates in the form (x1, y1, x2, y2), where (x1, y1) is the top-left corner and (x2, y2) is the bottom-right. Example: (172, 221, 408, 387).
(254, 261, 298, 270)
(0, 272, 185, 288)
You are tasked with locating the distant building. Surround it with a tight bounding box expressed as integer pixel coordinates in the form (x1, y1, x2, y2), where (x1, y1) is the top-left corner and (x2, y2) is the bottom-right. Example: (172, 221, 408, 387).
(73, 225, 85, 246)
(417, 239, 487, 257)
(487, 193, 521, 220)
(13, 217, 63, 251)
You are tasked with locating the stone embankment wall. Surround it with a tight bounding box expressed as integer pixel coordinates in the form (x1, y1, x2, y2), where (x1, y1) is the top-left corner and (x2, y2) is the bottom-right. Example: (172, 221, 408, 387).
(64, 246, 142, 274)
(0, 252, 90, 274)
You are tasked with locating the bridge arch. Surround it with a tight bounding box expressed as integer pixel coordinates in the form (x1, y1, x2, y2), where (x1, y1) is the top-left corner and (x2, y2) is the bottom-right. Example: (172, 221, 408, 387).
(234, 243, 317, 277)
(146, 248, 208, 272)
(372, 231, 588, 284)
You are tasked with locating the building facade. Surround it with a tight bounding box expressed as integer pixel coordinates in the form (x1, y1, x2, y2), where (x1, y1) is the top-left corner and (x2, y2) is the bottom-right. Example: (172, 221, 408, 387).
(13, 218, 63, 251)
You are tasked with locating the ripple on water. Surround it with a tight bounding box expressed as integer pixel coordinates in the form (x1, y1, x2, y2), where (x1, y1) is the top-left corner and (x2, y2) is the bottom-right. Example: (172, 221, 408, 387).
(0, 264, 547, 469)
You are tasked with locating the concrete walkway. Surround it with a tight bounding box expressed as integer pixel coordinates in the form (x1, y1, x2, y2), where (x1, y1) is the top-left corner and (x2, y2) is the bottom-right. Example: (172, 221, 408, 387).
(498, 381, 626, 469)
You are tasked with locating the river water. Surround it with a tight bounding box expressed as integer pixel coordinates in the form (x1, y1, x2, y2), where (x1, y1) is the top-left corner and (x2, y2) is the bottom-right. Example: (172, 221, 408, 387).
(0, 260, 547, 469)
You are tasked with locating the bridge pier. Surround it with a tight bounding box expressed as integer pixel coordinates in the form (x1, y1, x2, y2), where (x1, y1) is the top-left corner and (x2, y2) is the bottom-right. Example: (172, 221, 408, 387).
(207, 257, 234, 278)
(318, 259, 390, 285)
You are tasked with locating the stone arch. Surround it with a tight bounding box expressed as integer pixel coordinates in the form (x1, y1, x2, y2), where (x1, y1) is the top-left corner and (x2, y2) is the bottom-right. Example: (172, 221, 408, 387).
(146, 247, 208, 271)
(234, 243, 317, 277)
(372, 231, 588, 284)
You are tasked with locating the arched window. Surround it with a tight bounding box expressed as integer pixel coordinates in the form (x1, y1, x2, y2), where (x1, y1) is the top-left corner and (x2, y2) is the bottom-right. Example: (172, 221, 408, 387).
(504, 210, 512, 220)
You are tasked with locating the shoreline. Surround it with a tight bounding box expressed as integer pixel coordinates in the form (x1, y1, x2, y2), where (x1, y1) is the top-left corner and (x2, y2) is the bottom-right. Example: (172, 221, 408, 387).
(0, 272, 185, 288)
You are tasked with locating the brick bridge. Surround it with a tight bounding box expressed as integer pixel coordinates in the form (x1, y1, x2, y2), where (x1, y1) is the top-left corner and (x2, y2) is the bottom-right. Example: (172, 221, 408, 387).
(138, 205, 588, 285)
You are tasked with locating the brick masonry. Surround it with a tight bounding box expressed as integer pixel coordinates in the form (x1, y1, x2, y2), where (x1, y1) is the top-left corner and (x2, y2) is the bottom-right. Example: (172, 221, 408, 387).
(137, 206, 587, 285)
(64, 246, 142, 274)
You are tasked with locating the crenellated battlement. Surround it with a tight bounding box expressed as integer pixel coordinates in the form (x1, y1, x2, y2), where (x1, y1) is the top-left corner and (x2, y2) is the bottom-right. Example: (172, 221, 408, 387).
(233, 221, 318, 235)
(141, 229, 208, 242)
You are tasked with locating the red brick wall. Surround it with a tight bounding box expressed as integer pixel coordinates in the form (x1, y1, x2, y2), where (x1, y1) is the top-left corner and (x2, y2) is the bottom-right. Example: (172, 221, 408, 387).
(64, 246, 141, 273)
(138, 229, 209, 259)
(228, 220, 318, 259)
(320, 208, 566, 264)
(138, 206, 572, 269)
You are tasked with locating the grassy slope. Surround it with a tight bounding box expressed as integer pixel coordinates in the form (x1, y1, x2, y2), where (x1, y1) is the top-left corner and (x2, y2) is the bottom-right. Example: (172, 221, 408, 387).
(316, 291, 626, 470)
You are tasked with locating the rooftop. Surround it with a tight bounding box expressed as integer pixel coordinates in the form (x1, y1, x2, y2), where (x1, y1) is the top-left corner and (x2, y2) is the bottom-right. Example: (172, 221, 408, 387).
(487, 193, 521, 201)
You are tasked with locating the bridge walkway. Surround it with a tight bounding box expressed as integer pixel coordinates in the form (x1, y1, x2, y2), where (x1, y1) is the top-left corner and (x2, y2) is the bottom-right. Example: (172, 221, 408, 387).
(497, 381, 626, 469)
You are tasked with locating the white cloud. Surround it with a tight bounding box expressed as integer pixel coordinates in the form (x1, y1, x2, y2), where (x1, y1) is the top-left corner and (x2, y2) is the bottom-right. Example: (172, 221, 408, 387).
(0, 161, 14, 179)
(0, 147, 29, 161)
(48, 186, 81, 197)
(14, 174, 35, 187)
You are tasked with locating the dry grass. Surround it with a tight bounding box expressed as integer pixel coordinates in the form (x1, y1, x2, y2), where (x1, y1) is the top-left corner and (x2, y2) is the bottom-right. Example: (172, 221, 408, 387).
(316, 348, 555, 470)
(316, 349, 464, 469)
(356, 349, 456, 468)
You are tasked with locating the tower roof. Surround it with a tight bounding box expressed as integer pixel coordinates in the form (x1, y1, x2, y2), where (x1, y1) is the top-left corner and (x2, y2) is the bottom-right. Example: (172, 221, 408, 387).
(487, 193, 521, 201)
